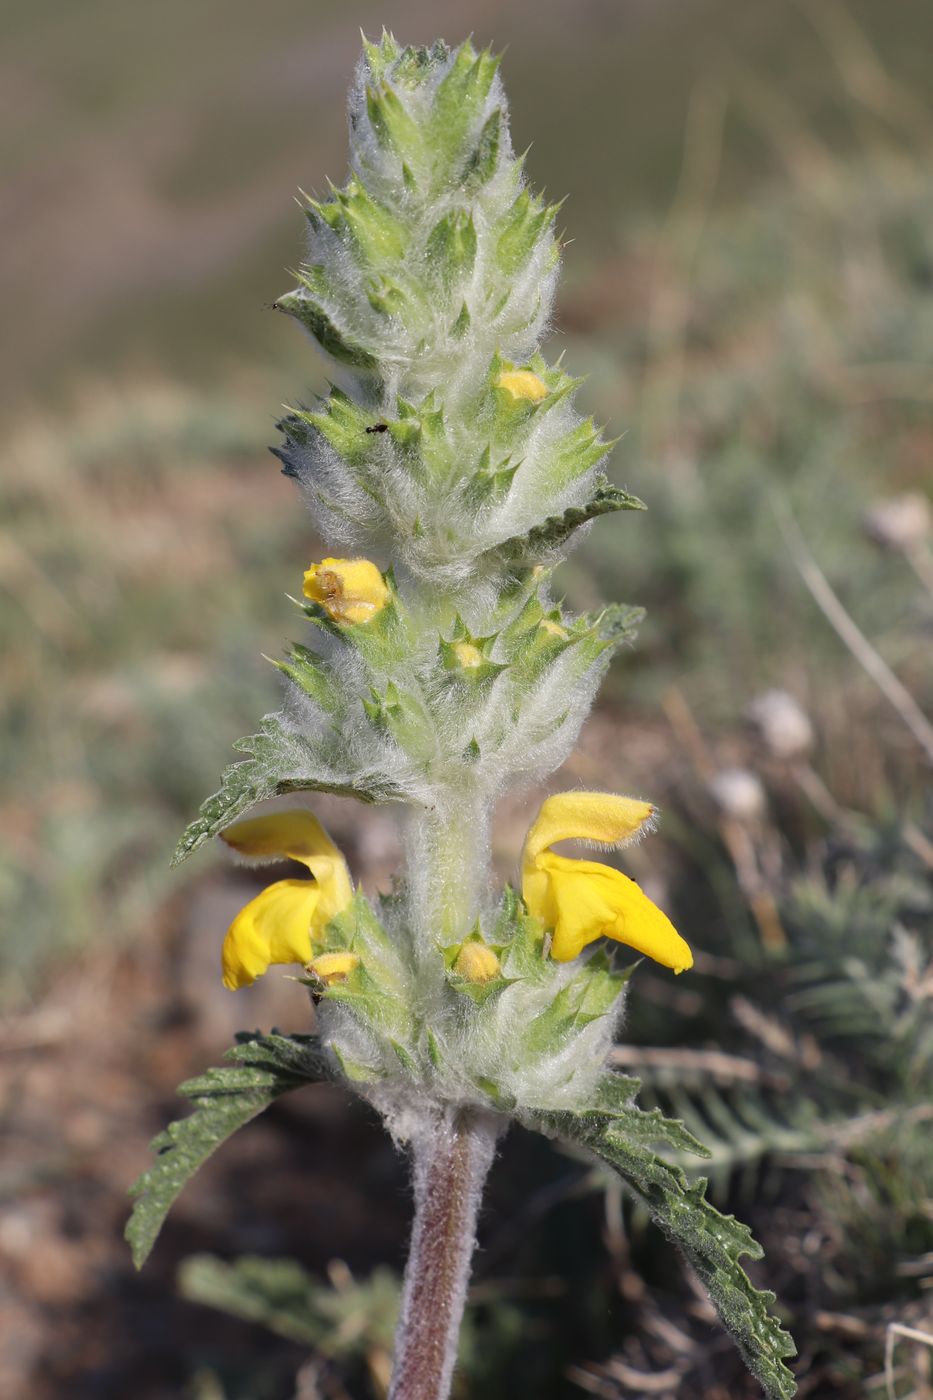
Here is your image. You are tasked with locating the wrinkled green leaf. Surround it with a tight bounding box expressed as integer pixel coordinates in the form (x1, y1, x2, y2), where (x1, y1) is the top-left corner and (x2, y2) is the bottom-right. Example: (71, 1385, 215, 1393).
(495, 479, 646, 567)
(273, 289, 378, 370)
(529, 1101, 796, 1400)
(173, 713, 405, 866)
(127, 1034, 331, 1268)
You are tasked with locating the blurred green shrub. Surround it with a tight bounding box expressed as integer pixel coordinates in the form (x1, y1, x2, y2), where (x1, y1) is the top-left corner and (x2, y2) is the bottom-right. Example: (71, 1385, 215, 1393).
(567, 122, 933, 760)
(0, 380, 311, 1001)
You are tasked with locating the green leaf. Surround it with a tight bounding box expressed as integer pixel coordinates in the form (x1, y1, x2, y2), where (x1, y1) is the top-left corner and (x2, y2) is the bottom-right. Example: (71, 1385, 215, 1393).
(268, 644, 343, 713)
(494, 479, 646, 568)
(592, 601, 646, 647)
(180, 1254, 324, 1345)
(172, 713, 402, 866)
(496, 886, 549, 982)
(529, 1103, 797, 1399)
(361, 29, 401, 84)
(330, 179, 408, 267)
(273, 289, 377, 370)
(426, 209, 478, 285)
(495, 190, 558, 276)
(431, 42, 501, 173)
(126, 1034, 331, 1269)
(522, 962, 628, 1056)
(366, 82, 425, 172)
(290, 388, 372, 466)
(461, 107, 502, 188)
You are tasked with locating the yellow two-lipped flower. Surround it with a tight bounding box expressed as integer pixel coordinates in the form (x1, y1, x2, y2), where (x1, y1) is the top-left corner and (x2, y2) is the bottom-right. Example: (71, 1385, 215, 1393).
(219, 810, 353, 990)
(521, 791, 693, 973)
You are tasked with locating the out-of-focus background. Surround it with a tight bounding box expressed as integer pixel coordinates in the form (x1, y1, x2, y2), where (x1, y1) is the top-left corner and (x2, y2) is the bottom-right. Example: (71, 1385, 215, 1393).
(2, 1, 931, 1396)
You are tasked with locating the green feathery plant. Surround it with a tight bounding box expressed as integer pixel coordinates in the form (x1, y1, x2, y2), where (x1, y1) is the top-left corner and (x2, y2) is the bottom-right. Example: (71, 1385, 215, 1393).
(623, 816, 933, 1392)
(127, 34, 796, 1400)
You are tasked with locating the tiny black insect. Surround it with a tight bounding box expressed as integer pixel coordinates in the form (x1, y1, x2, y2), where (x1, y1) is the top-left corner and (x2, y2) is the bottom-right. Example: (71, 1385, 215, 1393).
(365, 423, 388, 434)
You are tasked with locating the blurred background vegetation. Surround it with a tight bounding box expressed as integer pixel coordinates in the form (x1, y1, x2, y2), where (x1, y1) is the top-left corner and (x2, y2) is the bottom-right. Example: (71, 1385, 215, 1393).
(2, 1, 931, 1397)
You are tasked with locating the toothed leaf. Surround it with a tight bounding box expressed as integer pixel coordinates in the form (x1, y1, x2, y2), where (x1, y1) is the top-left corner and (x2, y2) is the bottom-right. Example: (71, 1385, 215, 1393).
(127, 1035, 331, 1268)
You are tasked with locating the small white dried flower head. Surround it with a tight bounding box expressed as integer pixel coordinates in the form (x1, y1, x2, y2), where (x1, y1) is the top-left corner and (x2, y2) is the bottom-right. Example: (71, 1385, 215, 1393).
(747, 689, 813, 761)
(863, 494, 931, 551)
(708, 767, 767, 822)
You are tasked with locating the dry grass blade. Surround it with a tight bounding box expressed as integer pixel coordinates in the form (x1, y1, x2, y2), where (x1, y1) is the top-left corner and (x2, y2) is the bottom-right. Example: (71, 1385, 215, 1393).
(776, 505, 933, 765)
(885, 1322, 933, 1400)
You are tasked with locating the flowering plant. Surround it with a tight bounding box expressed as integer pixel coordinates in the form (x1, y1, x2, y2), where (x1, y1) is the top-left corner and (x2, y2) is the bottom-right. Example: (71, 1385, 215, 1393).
(127, 34, 796, 1400)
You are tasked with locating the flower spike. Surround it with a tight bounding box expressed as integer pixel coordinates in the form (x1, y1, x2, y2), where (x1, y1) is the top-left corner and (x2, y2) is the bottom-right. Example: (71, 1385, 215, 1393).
(141, 39, 795, 1397)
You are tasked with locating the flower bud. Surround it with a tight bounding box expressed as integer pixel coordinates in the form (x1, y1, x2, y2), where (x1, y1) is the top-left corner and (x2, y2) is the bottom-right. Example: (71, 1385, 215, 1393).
(308, 951, 360, 983)
(496, 369, 549, 403)
(454, 941, 501, 983)
(303, 558, 388, 624)
(453, 641, 484, 669)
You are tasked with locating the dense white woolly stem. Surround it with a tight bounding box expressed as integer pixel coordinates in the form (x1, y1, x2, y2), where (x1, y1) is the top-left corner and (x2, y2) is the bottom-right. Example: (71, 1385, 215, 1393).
(388, 1108, 500, 1400)
(404, 794, 491, 956)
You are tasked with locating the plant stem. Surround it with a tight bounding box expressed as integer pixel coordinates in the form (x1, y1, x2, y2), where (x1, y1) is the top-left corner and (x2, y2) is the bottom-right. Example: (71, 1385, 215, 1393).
(388, 1107, 499, 1400)
(405, 794, 490, 953)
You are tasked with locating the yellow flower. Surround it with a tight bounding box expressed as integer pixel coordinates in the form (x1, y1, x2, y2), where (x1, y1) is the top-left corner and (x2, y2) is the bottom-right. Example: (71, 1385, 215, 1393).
(496, 369, 549, 402)
(521, 791, 692, 973)
(220, 810, 353, 990)
(454, 941, 501, 983)
(302, 557, 388, 625)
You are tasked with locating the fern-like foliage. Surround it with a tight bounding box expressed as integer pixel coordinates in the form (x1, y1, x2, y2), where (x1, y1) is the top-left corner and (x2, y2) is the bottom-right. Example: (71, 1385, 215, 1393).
(604, 815, 933, 1398)
(179, 1253, 400, 1352)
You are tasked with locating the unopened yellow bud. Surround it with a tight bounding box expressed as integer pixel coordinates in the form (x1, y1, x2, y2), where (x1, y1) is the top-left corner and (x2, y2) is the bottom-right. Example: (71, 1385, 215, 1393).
(496, 369, 549, 403)
(454, 942, 501, 983)
(539, 619, 568, 639)
(308, 950, 360, 983)
(453, 641, 484, 669)
(303, 558, 388, 625)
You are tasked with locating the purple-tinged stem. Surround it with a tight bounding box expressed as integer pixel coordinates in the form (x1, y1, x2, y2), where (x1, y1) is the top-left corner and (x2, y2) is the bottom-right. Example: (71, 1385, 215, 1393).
(388, 1107, 499, 1400)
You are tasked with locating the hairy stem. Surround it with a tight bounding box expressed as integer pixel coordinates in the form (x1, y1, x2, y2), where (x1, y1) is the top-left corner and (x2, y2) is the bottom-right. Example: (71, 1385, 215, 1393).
(405, 794, 490, 954)
(388, 1108, 500, 1400)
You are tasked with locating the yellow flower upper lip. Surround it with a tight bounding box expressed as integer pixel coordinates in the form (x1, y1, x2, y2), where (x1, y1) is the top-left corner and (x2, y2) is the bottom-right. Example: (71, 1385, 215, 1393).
(521, 791, 656, 873)
(521, 791, 692, 974)
(219, 810, 353, 989)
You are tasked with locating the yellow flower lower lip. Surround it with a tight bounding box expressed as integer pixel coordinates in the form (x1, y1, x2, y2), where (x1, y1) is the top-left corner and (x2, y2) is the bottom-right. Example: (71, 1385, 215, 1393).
(222, 878, 320, 990)
(219, 810, 353, 990)
(520, 791, 692, 973)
